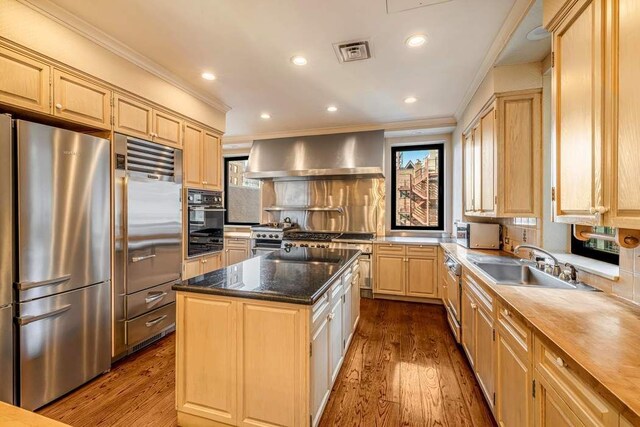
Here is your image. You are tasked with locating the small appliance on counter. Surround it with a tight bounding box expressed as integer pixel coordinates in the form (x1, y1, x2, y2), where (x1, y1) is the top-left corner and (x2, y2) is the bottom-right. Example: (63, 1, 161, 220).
(455, 222, 500, 249)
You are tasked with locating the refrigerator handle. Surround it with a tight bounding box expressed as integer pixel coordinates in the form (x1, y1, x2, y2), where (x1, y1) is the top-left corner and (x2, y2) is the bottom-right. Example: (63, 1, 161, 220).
(16, 274, 71, 291)
(17, 304, 72, 326)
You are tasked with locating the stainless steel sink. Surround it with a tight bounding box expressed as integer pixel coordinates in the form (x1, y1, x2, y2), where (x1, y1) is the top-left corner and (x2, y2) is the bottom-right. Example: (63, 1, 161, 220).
(473, 262, 599, 291)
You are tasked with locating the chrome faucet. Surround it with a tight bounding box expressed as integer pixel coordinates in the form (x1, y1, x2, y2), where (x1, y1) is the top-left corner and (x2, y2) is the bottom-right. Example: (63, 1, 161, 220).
(514, 244, 561, 277)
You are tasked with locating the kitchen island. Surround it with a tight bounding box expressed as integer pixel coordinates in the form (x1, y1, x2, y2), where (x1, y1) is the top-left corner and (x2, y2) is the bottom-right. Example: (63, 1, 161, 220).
(172, 248, 361, 427)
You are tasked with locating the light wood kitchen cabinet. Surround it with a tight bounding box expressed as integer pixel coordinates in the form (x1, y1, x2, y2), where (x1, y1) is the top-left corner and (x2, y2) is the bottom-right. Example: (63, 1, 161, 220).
(461, 282, 477, 368)
(224, 237, 250, 266)
(552, 0, 604, 225)
(534, 374, 584, 427)
(0, 46, 51, 114)
(53, 69, 111, 129)
(183, 252, 223, 280)
(463, 91, 541, 218)
(374, 244, 438, 299)
(176, 294, 237, 425)
(152, 109, 182, 147)
(184, 121, 222, 190)
(113, 93, 152, 139)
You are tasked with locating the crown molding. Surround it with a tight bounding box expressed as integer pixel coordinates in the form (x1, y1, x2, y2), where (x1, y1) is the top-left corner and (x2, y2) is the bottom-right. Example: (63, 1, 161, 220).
(454, 0, 535, 120)
(17, 0, 231, 113)
(222, 116, 457, 144)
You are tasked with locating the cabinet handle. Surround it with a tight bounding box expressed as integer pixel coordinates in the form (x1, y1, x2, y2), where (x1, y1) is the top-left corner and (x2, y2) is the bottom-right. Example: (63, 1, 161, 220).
(555, 357, 565, 367)
(55, 103, 63, 110)
(328, 312, 335, 321)
(471, 302, 477, 310)
(502, 308, 511, 317)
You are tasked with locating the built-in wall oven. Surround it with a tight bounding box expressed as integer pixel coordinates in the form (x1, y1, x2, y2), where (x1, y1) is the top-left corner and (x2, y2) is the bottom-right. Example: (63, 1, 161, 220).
(187, 190, 224, 257)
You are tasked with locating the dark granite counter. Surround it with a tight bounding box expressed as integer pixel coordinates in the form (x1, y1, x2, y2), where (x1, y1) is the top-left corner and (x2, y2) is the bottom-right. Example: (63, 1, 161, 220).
(173, 248, 361, 305)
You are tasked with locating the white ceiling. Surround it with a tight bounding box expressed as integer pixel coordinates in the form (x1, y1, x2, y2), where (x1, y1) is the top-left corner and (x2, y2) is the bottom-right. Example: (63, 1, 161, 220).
(495, 0, 550, 66)
(42, 0, 517, 137)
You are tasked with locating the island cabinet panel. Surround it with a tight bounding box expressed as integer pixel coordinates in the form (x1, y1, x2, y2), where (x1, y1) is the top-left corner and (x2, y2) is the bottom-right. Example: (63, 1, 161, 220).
(113, 94, 152, 139)
(310, 314, 330, 426)
(176, 295, 237, 425)
(328, 298, 344, 384)
(0, 46, 51, 114)
(342, 274, 353, 349)
(553, 0, 604, 224)
(53, 69, 111, 129)
(239, 302, 307, 427)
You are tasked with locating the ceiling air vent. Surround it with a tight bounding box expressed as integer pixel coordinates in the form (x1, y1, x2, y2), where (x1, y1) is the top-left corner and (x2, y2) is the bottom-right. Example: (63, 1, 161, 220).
(333, 40, 372, 63)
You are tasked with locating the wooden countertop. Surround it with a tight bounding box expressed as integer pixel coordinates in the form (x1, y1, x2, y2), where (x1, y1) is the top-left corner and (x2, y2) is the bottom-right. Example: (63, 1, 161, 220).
(0, 402, 69, 426)
(441, 243, 640, 421)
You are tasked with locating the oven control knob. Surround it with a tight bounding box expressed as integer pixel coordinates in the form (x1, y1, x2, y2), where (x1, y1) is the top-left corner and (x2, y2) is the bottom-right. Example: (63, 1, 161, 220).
(269, 234, 274, 238)
(301, 244, 308, 248)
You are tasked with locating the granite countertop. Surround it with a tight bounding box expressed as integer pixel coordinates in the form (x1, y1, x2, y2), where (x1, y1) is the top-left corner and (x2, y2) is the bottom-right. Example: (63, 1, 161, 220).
(173, 247, 361, 305)
(375, 236, 453, 245)
(440, 242, 640, 421)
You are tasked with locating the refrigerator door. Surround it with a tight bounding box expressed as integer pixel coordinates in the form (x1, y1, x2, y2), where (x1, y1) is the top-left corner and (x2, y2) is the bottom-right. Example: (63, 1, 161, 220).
(0, 115, 12, 307)
(17, 281, 110, 410)
(0, 305, 13, 405)
(16, 120, 110, 302)
(126, 175, 181, 294)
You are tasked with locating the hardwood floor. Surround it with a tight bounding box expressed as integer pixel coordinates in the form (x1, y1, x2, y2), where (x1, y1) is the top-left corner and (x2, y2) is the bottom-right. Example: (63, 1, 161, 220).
(38, 299, 494, 427)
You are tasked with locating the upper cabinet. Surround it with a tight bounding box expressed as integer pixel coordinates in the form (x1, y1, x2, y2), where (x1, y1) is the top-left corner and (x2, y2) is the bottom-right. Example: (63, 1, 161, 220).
(0, 46, 51, 114)
(114, 93, 183, 148)
(183, 121, 222, 190)
(53, 69, 111, 129)
(546, 0, 640, 240)
(463, 90, 542, 218)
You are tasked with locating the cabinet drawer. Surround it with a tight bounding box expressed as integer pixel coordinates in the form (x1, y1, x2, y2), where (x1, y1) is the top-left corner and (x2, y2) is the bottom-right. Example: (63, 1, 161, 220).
(463, 272, 493, 313)
(126, 302, 175, 347)
(311, 293, 330, 332)
(406, 245, 437, 257)
(126, 281, 176, 319)
(329, 278, 343, 300)
(497, 302, 531, 357)
(535, 339, 619, 426)
(375, 244, 405, 255)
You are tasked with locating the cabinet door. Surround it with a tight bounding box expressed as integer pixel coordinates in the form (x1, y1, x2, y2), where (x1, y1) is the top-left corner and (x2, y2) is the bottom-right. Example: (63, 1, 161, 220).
(480, 107, 496, 213)
(374, 255, 405, 295)
(203, 253, 222, 274)
(328, 299, 344, 384)
(183, 259, 202, 280)
(463, 133, 475, 213)
(534, 375, 585, 427)
(497, 332, 532, 427)
(310, 315, 330, 426)
(498, 92, 542, 218)
(554, 0, 604, 224)
(176, 294, 237, 424)
(342, 280, 353, 349)
(608, 0, 640, 229)
(351, 271, 360, 331)
(53, 70, 111, 129)
(184, 123, 204, 188)
(113, 94, 152, 139)
(0, 47, 51, 113)
(225, 246, 248, 266)
(475, 305, 495, 409)
(203, 131, 222, 190)
(406, 256, 437, 298)
(153, 110, 183, 147)
(461, 286, 476, 368)
(472, 124, 483, 214)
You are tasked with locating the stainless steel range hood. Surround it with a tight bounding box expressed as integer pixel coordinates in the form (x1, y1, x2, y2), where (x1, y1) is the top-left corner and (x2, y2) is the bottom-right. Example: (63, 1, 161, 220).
(245, 130, 385, 179)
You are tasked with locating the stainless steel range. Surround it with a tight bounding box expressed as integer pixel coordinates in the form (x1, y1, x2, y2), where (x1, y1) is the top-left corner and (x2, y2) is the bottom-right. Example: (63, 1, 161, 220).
(250, 221, 297, 257)
(282, 232, 373, 293)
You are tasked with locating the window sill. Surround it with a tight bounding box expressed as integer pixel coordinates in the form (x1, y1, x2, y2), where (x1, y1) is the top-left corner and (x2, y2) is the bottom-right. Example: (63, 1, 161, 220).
(551, 252, 619, 281)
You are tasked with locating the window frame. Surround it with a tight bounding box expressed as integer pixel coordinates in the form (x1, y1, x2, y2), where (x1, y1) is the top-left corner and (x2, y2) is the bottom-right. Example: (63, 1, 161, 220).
(570, 233, 620, 265)
(223, 155, 261, 226)
(390, 143, 445, 231)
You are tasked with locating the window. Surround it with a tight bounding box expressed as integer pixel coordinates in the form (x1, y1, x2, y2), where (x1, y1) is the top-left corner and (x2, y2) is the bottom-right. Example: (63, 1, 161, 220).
(570, 226, 620, 265)
(391, 144, 444, 231)
(224, 156, 262, 225)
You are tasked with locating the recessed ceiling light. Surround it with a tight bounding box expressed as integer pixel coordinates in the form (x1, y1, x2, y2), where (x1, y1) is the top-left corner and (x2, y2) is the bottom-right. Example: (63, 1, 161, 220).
(404, 96, 417, 104)
(201, 72, 216, 81)
(326, 106, 338, 112)
(290, 55, 308, 66)
(405, 34, 427, 48)
(526, 26, 550, 41)
(260, 113, 271, 119)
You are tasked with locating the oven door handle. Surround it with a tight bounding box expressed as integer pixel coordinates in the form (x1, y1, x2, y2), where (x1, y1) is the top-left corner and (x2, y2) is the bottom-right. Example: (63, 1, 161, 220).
(190, 207, 226, 212)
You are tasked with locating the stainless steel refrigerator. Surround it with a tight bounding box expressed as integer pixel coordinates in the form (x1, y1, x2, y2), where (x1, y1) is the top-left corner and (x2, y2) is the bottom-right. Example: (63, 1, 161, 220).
(3, 117, 111, 410)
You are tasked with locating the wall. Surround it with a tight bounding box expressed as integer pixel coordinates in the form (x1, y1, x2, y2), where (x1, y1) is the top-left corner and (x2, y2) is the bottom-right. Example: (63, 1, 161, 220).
(0, 0, 226, 131)
(385, 133, 452, 236)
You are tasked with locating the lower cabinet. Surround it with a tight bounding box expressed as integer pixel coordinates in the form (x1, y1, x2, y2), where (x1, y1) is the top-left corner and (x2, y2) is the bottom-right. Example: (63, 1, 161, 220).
(461, 282, 477, 367)
(183, 252, 223, 280)
(373, 244, 438, 299)
(328, 293, 344, 384)
(224, 237, 250, 266)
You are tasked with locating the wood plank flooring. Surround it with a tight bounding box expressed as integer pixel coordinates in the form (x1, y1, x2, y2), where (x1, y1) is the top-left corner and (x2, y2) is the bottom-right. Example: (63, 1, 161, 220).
(38, 299, 494, 427)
